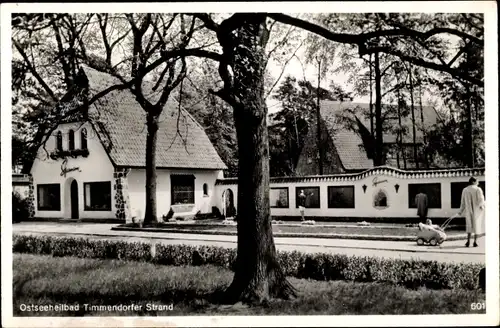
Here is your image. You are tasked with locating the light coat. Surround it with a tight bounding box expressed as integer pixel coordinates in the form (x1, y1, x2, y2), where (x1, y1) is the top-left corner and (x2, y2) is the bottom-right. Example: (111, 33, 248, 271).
(459, 185, 485, 234)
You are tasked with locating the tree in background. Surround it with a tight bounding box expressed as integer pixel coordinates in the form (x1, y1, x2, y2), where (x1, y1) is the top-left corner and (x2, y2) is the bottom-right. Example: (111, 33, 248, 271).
(179, 58, 239, 177)
(424, 37, 484, 167)
(180, 21, 306, 178)
(269, 75, 351, 176)
(12, 14, 94, 171)
(288, 12, 484, 168)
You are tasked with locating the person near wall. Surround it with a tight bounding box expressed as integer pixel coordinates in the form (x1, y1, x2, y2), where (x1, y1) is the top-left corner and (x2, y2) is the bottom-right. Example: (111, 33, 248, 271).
(458, 177, 485, 247)
(298, 190, 307, 221)
(415, 189, 429, 221)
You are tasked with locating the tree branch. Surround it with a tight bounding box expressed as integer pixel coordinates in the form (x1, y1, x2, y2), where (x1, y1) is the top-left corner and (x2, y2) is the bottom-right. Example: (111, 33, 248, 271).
(156, 58, 187, 109)
(13, 40, 58, 102)
(97, 14, 113, 66)
(152, 65, 170, 92)
(382, 79, 408, 98)
(265, 38, 305, 100)
(50, 16, 76, 84)
(192, 13, 219, 31)
(446, 45, 467, 68)
(381, 61, 398, 77)
(360, 45, 483, 86)
(267, 13, 365, 44)
(363, 26, 483, 46)
(268, 13, 484, 86)
(209, 88, 240, 109)
(266, 23, 296, 66)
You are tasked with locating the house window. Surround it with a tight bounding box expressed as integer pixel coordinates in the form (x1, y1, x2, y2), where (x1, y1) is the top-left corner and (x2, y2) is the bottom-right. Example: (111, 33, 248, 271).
(295, 187, 320, 208)
(328, 186, 355, 208)
(450, 181, 486, 209)
(270, 187, 289, 208)
(84, 181, 112, 211)
(408, 183, 442, 208)
(203, 183, 209, 196)
(81, 128, 88, 149)
(37, 184, 61, 211)
(56, 131, 63, 151)
(171, 175, 195, 204)
(68, 130, 75, 150)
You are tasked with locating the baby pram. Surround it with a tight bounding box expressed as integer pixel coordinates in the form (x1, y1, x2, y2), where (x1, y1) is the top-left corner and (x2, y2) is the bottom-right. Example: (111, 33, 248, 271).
(416, 214, 458, 246)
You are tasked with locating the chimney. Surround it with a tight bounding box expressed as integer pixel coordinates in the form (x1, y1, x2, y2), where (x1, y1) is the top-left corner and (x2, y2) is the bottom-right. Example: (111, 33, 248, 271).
(76, 68, 90, 119)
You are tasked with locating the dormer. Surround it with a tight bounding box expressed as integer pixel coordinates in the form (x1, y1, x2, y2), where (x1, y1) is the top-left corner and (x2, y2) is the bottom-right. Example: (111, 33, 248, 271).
(50, 126, 90, 160)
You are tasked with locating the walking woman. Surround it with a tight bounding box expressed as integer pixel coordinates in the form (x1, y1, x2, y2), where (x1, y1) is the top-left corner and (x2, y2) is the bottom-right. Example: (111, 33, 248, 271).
(458, 177, 485, 247)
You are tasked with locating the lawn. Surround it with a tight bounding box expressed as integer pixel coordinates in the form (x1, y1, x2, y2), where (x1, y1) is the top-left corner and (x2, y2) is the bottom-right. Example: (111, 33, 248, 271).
(12, 254, 485, 316)
(121, 222, 464, 237)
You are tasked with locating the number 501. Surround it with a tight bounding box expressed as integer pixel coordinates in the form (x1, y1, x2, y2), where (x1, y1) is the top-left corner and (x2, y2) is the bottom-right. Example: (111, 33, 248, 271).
(471, 302, 485, 310)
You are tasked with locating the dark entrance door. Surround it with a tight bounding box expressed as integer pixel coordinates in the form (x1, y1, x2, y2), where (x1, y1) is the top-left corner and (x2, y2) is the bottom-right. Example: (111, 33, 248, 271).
(71, 180, 79, 219)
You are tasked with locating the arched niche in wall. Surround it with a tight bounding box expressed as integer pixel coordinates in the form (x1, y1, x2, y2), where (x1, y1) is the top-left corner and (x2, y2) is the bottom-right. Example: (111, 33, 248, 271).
(373, 188, 389, 210)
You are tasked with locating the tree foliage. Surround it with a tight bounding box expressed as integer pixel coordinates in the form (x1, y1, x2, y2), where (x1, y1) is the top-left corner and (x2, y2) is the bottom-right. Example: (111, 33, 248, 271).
(293, 12, 484, 168)
(269, 75, 352, 176)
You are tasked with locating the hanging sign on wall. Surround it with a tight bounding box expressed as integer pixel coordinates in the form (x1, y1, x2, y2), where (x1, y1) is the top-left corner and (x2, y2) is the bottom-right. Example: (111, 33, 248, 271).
(372, 177, 388, 187)
(60, 158, 81, 177)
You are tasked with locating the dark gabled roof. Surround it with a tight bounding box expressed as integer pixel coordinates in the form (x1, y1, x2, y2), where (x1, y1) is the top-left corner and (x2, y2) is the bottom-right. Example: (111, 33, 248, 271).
(320, 101, 374, 171)
(324, 101, 441, 143)
(82, 66, 227, 170)
(319, 101, 442, 170)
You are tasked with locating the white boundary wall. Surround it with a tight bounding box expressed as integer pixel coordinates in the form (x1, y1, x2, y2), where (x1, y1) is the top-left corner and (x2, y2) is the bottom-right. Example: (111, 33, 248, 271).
(214, 166, 485, 220)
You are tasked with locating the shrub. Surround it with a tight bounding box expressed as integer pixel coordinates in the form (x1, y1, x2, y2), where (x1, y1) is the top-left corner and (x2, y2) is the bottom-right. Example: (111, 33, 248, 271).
(12, 234, 483, 290)
(116, 241, 152, 262)
(153, 244, 196, 266)
(51, 237, 120, 259)
(153, 244, 236, 269)
(13, 235, 52, 255)
(12, 191, 30, 223)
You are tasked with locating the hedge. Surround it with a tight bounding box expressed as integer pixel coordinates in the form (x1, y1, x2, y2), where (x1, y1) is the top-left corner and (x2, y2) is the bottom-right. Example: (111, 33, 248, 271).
(12, 234, 483, 290)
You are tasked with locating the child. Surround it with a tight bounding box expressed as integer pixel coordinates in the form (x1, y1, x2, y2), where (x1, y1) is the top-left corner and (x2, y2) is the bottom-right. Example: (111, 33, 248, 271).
(425, 219, 443, 232)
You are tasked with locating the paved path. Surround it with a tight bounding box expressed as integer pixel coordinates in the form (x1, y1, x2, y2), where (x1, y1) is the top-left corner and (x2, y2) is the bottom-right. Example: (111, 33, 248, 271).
(12, 222, 485, 264)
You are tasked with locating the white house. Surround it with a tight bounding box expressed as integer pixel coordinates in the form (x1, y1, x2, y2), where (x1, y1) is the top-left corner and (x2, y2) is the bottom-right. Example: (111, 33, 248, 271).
(27, 66, 226, 222)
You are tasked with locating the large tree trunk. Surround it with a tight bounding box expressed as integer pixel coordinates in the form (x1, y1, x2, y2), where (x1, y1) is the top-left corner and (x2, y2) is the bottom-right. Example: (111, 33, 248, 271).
(464, 84, 474, 167)
(374, 52, 384, 166)
(223, 15, 296, 304)
(396, 84, 406, 170)
(463, 49, 474, 168)
(143, 112, 159, 225)
(316, 58, 324, 175)
(464, 82, 474, 167)
(292, 108, 300, 171)
(408, 63, 418, 169)
(418, 84, 431, 168)
(369, 54, 374, 137)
